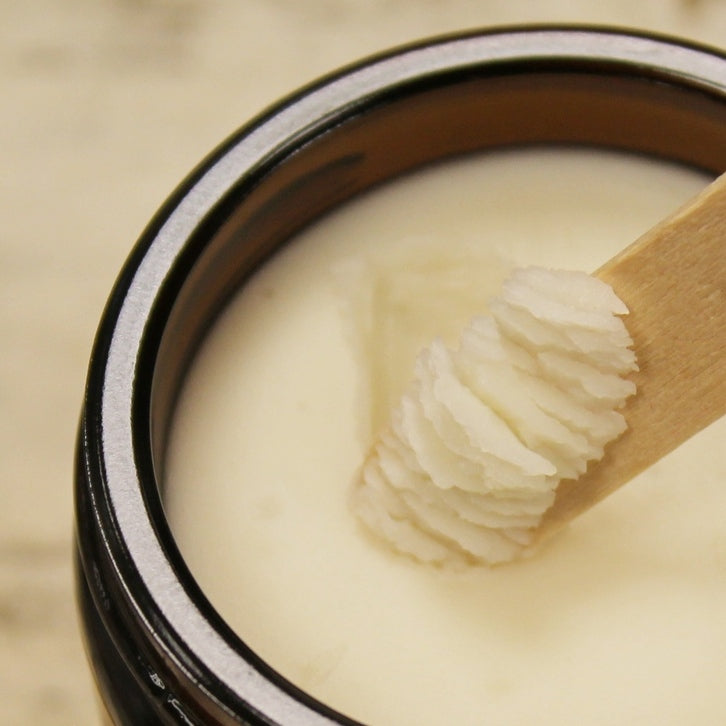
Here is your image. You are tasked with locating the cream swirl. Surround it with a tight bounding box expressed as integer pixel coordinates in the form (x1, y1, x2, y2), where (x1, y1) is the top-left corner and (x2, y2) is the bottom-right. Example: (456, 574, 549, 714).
(350, 267, 637, 565)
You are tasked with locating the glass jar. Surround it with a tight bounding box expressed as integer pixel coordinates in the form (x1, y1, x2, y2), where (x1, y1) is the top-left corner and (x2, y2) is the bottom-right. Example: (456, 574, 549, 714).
(75, 27, 726, 725)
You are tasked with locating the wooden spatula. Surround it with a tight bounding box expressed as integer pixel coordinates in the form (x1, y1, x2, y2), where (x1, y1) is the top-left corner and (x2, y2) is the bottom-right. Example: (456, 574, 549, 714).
(534, 171, 726, 545)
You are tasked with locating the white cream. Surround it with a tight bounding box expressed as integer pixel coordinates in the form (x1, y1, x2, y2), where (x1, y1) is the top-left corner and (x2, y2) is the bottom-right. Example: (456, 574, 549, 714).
(165, 149, 724, 726)
(352, 267, 637, 566)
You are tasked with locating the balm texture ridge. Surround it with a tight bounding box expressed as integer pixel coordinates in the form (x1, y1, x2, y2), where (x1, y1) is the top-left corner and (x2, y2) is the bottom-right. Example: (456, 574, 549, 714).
(352, 267, 637, 565)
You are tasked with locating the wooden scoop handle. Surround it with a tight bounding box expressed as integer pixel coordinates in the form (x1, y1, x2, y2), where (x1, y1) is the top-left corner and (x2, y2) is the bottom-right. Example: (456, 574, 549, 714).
(535, 171, 726, 543)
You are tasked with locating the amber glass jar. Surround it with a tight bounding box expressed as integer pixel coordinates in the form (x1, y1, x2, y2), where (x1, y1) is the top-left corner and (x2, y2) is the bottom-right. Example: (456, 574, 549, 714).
(75, 27, 726, 725)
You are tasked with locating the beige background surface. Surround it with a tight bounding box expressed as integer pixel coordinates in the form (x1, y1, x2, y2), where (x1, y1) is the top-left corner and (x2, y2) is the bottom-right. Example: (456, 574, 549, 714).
(2, 1, 725, 723)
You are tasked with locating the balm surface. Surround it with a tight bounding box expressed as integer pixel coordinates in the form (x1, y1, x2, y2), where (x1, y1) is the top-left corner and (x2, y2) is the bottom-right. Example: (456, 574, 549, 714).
(165, 149, 724, 726)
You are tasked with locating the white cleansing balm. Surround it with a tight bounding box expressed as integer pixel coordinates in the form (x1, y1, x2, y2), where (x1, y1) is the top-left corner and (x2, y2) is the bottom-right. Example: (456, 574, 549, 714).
(164, 149, 725, 726)
(352, 265, 638, 566)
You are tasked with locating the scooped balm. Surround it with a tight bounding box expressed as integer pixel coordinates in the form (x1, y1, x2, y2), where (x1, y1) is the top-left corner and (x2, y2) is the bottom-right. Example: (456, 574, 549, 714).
(352, 267, 637, 565)
(165, 149, 724, 726)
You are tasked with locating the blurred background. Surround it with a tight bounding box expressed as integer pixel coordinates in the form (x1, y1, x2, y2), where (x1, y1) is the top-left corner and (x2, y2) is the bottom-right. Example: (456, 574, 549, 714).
(2, 1, 725, 723)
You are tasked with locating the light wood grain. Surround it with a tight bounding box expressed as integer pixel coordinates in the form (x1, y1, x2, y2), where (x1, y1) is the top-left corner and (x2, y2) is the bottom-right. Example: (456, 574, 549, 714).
(535, 171, 726, 543)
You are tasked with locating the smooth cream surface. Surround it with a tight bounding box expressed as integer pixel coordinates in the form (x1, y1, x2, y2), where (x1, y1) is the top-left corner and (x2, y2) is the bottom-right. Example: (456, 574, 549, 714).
(165, 149, 725, 726)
